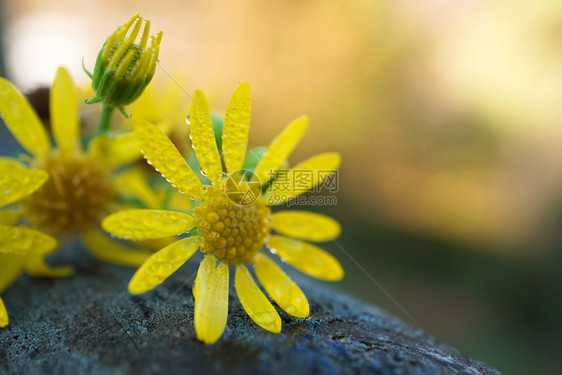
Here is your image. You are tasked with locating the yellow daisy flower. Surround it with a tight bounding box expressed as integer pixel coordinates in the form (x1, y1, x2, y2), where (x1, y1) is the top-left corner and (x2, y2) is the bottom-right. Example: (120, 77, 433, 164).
(102, 82, 344, 344)
(0, 67, 154, 268)
(0, 159, 61, 327)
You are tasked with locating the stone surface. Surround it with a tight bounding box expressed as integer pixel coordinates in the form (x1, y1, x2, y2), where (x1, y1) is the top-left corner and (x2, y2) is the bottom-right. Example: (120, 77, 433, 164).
(0, 249, 499, 375)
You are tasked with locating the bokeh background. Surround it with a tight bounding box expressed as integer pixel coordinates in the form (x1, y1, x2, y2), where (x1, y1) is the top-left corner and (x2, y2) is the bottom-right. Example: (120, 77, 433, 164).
(1, 0, 561, 373)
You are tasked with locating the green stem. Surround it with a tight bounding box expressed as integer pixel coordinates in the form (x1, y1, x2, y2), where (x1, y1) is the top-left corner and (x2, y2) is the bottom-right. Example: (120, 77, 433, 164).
(98, 104, 116, 137)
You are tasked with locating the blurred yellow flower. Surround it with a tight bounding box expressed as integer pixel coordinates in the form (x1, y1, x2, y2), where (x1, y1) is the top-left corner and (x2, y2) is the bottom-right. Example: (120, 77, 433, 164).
(0, 159, 61, 327)
(0, 67, 154, 268)
(102, 82, 343, 344)
(125, 77, 189, 131)
(120, 77, 191, 155)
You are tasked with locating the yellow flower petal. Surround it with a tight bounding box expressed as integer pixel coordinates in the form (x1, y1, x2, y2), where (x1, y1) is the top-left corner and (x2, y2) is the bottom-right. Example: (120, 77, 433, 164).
(194, 261, 229, 344)
(223, 82, 251, 174)
(0, 78, 49, 159)
(192, 254, 216, 300)
(0, 297, 8, 327)
(253, 116, 308, 186)
(0, 210, 21, 226)
(83, 231, 153, 267)
(128, 236, 201, 294)
(254, 253, 309, 318)
(0, 225, 57, 256)
(114, 168, 160, 209)
(235, 264, 281, 333)
(267, 235, 344, 281)
(102, 209, 196, 240)
(270, 211, 341, 242)
(23, 256, 73, 278)
(0, 254, 25, 292)
(264, 152, 341, 205)
(189, 90, 223, 185)
(87, 133, 141, 168)
(51, 67, 79, 154)
(0, 157, 23, 171)
(133, 121, 203, 199)
(0, 169, 48, 207)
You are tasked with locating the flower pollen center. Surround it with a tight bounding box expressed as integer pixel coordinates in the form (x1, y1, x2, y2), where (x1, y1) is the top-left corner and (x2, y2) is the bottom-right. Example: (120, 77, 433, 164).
(193, 186, 270, 265)
(23, 153, 115, 237)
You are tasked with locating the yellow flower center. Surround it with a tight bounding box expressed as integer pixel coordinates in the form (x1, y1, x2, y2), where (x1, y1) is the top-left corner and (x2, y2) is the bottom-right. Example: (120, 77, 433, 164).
(193, 185, 270, 265)
(23, 153, 114, 237)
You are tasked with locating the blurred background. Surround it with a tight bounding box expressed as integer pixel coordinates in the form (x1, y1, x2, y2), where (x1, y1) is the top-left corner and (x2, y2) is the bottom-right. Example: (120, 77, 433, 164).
(1, 0, 561, 373)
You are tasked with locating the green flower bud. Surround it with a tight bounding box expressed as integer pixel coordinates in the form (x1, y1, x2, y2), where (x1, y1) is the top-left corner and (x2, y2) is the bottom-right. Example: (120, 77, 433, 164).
(85, 13, 162, 117)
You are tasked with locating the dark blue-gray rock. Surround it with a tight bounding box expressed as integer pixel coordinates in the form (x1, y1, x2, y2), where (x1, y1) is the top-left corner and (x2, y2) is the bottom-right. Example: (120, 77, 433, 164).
(0, 250, 498, 375)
